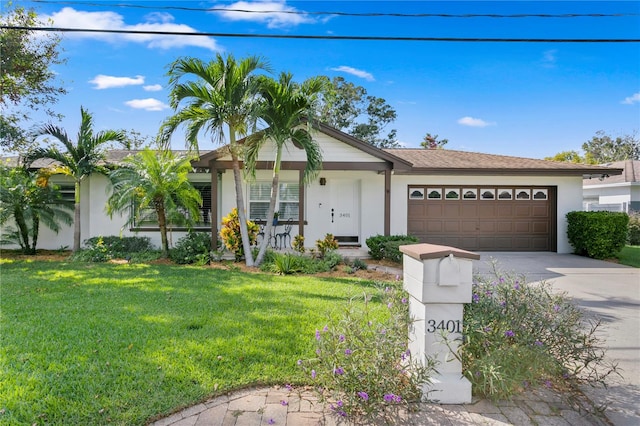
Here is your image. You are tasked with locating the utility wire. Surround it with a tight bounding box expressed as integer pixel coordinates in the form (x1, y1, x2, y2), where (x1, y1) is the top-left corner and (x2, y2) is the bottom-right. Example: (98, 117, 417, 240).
(30, 0, 640, 19)
(3, 26, 639, 43)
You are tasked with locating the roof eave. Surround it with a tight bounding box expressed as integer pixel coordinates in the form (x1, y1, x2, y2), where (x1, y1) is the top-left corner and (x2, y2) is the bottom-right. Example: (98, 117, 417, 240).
(395, 167, 624, 176)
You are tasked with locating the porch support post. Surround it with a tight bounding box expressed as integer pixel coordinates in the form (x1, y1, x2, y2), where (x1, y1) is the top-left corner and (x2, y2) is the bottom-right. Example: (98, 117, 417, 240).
(209, 160, 218, 250)
(384, 168, 391, 236)
(298, 169, 305, 237)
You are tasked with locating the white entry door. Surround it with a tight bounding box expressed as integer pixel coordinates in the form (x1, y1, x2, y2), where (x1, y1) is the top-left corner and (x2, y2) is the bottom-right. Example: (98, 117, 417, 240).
(329, 179, 360, 243)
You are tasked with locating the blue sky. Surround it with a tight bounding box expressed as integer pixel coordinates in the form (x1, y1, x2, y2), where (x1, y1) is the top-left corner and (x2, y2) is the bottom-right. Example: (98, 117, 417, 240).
(11, 0, 640, 158)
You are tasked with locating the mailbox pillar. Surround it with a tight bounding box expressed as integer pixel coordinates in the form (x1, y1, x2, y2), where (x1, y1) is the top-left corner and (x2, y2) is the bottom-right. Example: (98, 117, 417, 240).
(399, 243, 480, 404)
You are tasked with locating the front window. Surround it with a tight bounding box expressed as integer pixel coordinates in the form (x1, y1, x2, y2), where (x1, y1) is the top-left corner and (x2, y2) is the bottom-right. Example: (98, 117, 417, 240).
(249, 182, 299, 221)
(132, 184, 212, 228)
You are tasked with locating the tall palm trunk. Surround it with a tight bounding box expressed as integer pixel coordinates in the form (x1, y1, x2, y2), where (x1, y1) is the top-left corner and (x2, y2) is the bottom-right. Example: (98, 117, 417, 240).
(13, 207, 30, 254)
(31, 214, 40, 254)
(155, 199, 169, 258)
(255, 146, 282, 265)
(229, 145, 255, 267)
(73, 180, 81, 252)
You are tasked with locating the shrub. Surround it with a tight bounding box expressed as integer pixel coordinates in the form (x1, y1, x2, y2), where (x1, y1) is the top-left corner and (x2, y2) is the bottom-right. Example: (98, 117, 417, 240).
(269, 253, 303, 275)
(292, 234, 305, 253)
(84, 235, 154, 254)
(299, 284, 436, 422)
(72, 236, 110, 262)
(566, 211, 629, 259)
(315, 233, 338, 258)
(219, 208, 259, 261)
(365, 235, 419, 261)
(628, 212, 640, 245)
(169, 232, 212, 265)
(259, 251, 341, 275)
(452, 266, 618, 400)
(72, 235, 156, 262)
(350, 258, 368, 271)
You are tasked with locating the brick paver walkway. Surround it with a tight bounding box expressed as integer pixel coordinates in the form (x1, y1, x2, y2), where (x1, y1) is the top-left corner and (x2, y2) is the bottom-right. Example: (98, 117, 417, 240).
(150, 385, 611, 426)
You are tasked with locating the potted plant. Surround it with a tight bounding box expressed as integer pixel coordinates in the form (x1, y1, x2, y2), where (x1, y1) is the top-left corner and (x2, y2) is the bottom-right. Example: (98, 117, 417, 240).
(273, 211, 279, 226)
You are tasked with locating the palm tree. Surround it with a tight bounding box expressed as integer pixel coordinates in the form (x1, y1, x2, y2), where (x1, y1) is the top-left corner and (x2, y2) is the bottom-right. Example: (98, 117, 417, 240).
(106, 148, 202, 258)
(160, 54, 270, 267)
(0, 163, 73, 254)
(26, 107, 127, 251)
(246, 73, 325, 265)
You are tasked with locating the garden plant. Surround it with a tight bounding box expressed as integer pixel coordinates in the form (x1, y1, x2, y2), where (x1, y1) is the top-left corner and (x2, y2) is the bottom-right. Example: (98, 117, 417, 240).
(299, 284, 436, 423)
(452, 263, 618, 400)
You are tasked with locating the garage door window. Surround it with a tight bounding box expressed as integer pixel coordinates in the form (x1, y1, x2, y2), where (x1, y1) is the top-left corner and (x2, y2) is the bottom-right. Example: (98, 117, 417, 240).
(481, 189, 495, 200)
(427, 188, 442, 199)
(533, 189, 548, 200)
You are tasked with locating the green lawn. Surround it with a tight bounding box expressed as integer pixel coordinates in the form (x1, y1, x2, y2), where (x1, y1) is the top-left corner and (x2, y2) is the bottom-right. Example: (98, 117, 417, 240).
(617, 245, 640, 268)
(0, 259, 390, 425)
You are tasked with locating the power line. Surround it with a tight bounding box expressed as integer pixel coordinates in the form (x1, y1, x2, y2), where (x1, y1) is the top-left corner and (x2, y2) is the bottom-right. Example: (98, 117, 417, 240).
(3, 26, 639, 43)
(30, 0, 640, 19)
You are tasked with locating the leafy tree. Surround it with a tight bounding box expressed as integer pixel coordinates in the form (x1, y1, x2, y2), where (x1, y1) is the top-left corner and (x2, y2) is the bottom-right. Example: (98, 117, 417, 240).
(420, 133, 448, 149)
(582, 130, 639, 163)
(161, 54, 270, 267)
(314, 76, 398, 148)
(0, 163, 73, 254)
(106, 149, 202, 258)
(0, 5, 66, 152)
(118, 129, 154, 150)
(246, 72, 324, 265)
(544, 150, 596, 164)
(25, 107, 127, 251)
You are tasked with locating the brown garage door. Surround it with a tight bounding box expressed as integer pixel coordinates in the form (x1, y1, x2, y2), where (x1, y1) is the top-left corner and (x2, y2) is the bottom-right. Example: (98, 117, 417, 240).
(407, 186, 556, 251)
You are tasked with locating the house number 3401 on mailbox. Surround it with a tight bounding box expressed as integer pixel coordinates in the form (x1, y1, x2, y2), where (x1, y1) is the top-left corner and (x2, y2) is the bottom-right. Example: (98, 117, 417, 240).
(426, 319, 462, 333)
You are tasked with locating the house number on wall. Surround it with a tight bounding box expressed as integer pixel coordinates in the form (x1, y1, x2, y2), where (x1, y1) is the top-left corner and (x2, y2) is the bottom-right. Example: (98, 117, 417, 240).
(426, 319, 462, 333)
(339, 213, 351, 218)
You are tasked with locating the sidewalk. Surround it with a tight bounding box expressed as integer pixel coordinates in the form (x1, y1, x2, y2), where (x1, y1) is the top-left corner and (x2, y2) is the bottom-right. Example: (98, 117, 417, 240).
(150, 384, 611, 426)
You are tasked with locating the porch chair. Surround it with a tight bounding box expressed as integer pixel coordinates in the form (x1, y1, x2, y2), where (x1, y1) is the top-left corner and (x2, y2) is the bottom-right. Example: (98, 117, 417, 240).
(275, 218, 294, 249)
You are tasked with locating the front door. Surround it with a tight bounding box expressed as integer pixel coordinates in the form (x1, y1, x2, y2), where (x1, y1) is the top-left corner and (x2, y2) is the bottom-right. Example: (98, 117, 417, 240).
(329, 179, 360, 244)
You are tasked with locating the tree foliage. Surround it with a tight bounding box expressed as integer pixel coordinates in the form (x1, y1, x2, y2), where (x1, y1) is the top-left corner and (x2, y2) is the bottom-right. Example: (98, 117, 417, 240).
(582, 130, 639, 163)
(161, 54, 270, 267)
(0, 163, 73, 254)
(420, 133, 448, 149)
(544, 150, 596, 164)
(246, 72, 324, 265)
(25, 107, 127, 251)
(314, 76, 398, 148)
(0, 5, 66, 152)
(107, 149, 202, 258)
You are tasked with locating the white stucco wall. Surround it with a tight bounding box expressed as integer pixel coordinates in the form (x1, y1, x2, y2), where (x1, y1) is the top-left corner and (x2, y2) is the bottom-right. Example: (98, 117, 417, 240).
(12, 173, 207, 251)
(583, 183, 635, 205)
(219, 168, 385, 249)
(390, 174, 584, 253)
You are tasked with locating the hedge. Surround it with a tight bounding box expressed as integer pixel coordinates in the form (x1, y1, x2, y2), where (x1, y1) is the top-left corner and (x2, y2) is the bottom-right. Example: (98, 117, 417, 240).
(566, 211, 629, 259)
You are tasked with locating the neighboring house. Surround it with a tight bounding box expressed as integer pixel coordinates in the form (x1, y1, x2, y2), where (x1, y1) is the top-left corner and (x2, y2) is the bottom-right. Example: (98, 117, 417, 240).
(3, 123, 622, 253)
(583, 160, 640, 213)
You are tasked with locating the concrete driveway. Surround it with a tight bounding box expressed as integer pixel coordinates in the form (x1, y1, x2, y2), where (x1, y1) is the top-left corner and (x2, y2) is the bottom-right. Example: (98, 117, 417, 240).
(473, 252, 640, 426)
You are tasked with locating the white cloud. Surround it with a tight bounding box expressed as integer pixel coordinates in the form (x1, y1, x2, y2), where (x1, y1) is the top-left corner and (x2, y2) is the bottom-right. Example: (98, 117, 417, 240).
(540, 49, 557, 68)
(217, 1, 315, 28)
(621, 92, 640, 105)
(125, 98, 169, 111)
(330, 66, 374, 82)
(457, 116, 495, 127)
(89, 74, 144, 89)
(143, 84, 163, 92)
(44, 7, 220, 51)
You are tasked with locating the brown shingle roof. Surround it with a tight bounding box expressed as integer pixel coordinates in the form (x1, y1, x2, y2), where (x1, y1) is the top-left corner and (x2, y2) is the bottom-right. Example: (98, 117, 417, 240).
(384, 148, 623, 176)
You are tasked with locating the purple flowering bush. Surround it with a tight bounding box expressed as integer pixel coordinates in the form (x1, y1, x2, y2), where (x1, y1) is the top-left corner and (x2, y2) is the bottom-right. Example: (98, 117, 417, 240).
(299, 284, 436, 422)
(456, 266, 618, 399)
